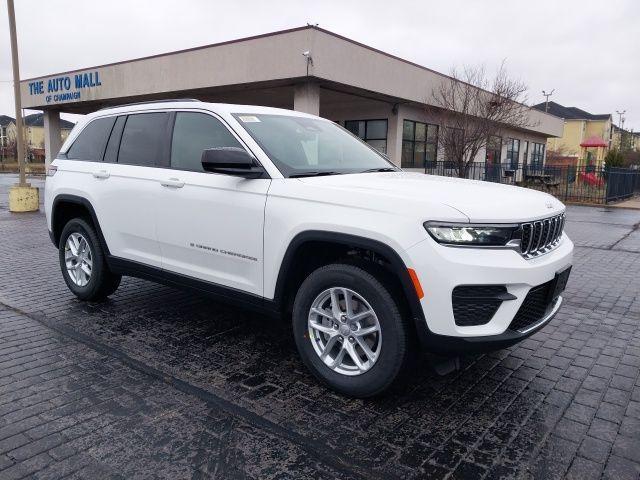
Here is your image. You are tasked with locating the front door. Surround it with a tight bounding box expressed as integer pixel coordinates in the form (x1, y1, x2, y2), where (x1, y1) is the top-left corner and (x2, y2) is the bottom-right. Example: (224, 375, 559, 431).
(155, 111, 270, 296)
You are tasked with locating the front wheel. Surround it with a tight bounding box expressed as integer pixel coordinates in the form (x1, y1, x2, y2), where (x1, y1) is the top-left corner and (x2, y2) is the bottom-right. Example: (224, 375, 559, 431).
(292, 263, 409, 397)
(59, 218, 121, 301)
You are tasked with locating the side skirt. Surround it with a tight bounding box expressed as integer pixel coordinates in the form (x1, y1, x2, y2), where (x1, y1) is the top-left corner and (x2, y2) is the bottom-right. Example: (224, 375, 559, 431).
(106, 256, 281, 319)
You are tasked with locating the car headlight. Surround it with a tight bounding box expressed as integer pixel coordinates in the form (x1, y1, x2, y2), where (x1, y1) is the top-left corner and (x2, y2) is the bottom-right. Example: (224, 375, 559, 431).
(424, 222, 520, 247)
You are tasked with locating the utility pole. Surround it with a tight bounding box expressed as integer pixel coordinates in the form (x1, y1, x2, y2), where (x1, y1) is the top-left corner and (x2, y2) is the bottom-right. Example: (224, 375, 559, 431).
(616, 110, 626, 150)
(6, 0, 38, 212)
(542, 89, 555, 112)
(7, 0, 25, 186)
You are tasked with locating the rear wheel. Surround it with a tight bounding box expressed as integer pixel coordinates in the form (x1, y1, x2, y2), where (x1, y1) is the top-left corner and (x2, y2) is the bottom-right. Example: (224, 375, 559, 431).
(59, 218, 121, 301)
(292, 263, 409, 397)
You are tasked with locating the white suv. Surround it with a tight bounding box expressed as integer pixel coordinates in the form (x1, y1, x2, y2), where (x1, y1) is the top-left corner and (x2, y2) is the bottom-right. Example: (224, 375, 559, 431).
(45, 100, 573, 397)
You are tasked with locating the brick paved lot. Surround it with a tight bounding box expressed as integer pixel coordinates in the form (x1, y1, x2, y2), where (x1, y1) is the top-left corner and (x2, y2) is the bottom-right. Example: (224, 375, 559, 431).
(0, 175, 639, 479)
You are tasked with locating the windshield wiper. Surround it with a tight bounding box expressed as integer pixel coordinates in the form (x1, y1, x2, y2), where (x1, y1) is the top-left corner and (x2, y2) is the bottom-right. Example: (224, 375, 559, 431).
(289, 171, 341, 178)
(360, 167, 399, 173)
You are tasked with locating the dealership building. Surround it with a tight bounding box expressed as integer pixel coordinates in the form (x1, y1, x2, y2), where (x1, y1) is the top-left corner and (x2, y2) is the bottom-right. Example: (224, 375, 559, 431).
(20, 26, 562, 170)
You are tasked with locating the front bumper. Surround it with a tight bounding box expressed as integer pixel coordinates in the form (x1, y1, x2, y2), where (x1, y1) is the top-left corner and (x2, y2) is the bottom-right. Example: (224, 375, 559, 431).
(405, 233, 574, 354)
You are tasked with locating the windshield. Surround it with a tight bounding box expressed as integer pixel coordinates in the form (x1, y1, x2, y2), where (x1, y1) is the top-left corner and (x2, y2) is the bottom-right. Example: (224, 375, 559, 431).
(233, 114, 396, 177)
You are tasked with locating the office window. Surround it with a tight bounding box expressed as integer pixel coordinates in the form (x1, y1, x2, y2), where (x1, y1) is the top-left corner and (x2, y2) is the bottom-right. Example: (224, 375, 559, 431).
(171, 112, 243, 172)
(118, 113, 168, 167)
(66, 117, 117, 162)
(485, 136, 502, 164)
(531, 142, 545, 168)
(522, 140, 529, 167)
(344, 119, 388, 154)
(506, 138, 520, 169)
(401, 120, 438, 168)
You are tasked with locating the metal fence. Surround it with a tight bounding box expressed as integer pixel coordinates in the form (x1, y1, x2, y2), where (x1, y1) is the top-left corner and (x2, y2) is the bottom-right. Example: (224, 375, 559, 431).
(421, 162, 640, 204)
(0, 161, 45, 175)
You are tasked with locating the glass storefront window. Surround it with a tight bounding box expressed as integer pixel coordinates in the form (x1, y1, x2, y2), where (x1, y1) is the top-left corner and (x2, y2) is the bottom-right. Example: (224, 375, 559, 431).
(401, 120, 439, 168)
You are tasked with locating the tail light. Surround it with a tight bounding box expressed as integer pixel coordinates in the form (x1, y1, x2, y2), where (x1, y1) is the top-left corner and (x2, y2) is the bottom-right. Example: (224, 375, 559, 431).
(46, 165, 57, 177)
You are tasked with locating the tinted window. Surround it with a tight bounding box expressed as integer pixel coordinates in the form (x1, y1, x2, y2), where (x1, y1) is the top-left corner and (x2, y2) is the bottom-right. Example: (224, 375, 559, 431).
(66, 117, 116, 162)
(171, 112, 242, 172)
(103, 116, 126, 164)
(118, 113, 168, 166)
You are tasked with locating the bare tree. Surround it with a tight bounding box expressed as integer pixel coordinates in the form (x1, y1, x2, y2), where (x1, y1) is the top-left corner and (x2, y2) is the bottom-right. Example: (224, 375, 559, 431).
(430, 62, 537, 178)
(545, 145, 575, 164)
(1, 136, 17, 163)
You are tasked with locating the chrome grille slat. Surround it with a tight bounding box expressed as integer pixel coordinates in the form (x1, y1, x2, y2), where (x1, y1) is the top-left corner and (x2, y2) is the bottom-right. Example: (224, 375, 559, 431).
(542, 220, 551, 249)
(531, 222, 539, 253)
(520, 223, 533, 254)
(519, 213, 565, 259)
(534, 221, 544, 252)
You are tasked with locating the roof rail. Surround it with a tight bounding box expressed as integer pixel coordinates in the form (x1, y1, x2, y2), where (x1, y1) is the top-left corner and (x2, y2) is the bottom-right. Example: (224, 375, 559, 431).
(99, 98, 201, 110)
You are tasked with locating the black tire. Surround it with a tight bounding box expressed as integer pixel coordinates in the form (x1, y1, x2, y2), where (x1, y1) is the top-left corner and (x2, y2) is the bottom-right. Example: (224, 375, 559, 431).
(292, 263, 410, 397)
(58, 218, 121, 301)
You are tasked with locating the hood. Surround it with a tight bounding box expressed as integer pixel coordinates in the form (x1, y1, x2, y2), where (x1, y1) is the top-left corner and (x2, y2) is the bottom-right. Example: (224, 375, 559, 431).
(297, 171, 565, 223)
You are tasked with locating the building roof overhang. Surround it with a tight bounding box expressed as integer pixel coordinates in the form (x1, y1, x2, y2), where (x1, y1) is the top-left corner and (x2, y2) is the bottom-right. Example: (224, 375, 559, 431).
(19, 26, 563, 137)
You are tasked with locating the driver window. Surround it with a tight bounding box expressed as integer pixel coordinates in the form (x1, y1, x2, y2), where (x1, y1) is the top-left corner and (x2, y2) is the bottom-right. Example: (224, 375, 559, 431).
(171, 112, 243, 172)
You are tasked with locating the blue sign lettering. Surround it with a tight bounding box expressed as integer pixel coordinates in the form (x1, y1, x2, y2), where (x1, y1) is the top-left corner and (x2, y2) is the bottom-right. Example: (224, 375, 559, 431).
(28, 80, 44, 95)
(75, 72, 102, 89)
(29, 70, 103, 104)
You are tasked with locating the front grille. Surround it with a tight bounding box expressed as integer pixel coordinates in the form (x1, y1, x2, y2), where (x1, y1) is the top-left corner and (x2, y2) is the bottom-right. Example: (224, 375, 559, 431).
(519, 213, 565, 258)
(452, 285, 507, 326)
(508, 280, 555, 332)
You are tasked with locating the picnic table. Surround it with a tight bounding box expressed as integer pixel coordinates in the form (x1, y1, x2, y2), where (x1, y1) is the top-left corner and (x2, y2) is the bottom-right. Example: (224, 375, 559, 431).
(524, 173, 560, 190)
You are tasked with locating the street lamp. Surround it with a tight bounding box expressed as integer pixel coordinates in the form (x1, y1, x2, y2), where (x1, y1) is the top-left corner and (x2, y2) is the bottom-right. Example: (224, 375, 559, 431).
(616, 110, 626, 150)
(542, 89, 555, 113)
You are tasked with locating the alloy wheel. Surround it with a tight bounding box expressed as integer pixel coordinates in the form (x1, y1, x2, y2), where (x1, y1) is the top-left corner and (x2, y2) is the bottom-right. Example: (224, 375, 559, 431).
(308, 287, 382, 376)
(64, 232, 93, 287)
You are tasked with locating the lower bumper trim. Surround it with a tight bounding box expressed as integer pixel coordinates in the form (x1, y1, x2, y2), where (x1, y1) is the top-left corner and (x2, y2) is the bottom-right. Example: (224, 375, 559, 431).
(418, 295, 564, 355)
(517, 296, 562, 334)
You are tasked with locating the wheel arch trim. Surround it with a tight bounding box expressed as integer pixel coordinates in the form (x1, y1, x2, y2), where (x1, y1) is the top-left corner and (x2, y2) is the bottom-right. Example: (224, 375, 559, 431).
(272, 230, 426, 324)
(51, 194, 110, 255)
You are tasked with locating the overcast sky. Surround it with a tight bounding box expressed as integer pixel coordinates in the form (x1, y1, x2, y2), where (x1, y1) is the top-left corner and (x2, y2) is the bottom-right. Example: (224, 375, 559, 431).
(1, 0, 638, 128)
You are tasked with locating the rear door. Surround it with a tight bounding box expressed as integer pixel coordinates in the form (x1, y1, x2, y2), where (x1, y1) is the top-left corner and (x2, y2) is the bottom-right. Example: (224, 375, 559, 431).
(155, 110, 270, 296)
(89, 111, 169, 268)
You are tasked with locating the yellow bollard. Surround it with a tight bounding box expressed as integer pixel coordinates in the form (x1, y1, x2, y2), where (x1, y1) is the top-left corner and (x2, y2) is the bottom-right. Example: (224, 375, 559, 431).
(8, 184, 39, 212)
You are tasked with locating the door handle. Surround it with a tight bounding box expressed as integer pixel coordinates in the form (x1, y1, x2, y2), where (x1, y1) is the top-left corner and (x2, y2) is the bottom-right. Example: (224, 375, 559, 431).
(92, 170, 110, 179)
(160, 178, 185, 188)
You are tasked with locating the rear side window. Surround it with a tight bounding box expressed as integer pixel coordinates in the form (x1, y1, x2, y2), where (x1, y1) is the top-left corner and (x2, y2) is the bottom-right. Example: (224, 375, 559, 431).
(118, 113, 168, 167)
(66, 117, 116, 162)
(103, 116, 126, 164)
(170, 112, 243, 172)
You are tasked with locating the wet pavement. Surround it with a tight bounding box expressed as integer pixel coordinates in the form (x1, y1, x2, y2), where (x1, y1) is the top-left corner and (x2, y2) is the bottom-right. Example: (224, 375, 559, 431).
(0, 174, 639, 479)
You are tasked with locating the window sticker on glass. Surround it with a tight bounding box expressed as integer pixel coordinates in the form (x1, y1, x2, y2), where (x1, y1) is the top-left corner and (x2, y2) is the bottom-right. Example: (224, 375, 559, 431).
(238, 115, 261, 123)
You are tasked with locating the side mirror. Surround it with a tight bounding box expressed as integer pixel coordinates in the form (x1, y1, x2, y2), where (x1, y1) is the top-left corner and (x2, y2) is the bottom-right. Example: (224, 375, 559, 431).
(201, 147, 264, 178)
